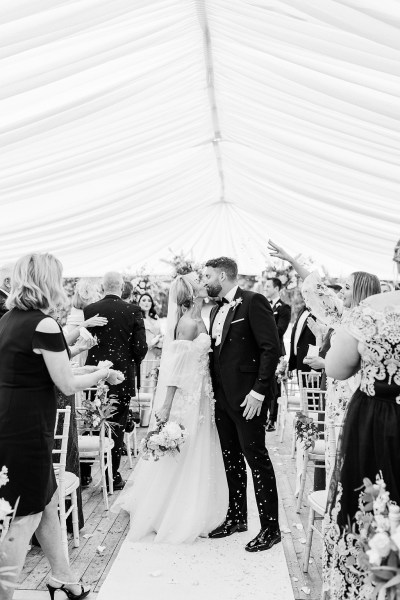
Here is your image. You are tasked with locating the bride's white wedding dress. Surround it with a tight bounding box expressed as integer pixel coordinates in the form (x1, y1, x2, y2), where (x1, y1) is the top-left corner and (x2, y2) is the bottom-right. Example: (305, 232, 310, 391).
(112, 332, 229, 543)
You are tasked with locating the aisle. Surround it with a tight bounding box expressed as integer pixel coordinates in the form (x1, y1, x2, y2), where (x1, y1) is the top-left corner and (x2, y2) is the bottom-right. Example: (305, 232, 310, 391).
(98, 478, 294, 600)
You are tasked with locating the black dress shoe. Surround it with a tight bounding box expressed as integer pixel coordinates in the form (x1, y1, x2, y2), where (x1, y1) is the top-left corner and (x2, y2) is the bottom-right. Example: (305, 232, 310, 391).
(209, 520, 248, 539)
(245, 527, 281, 552)
(265, 420, 276, 432)
(81, 475, 92, 488)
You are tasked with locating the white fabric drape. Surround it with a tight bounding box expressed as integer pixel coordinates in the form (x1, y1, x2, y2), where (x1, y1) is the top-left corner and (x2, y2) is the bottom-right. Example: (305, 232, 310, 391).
(0, 0, 399, 276)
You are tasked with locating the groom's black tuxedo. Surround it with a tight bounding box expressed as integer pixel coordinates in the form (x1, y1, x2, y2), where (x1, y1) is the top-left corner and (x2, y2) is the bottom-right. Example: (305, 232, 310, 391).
(209, 287, 281, 529)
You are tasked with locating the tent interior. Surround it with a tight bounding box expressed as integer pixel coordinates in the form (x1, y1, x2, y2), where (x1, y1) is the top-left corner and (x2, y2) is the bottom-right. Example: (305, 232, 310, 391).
(1, 0, 399, 278)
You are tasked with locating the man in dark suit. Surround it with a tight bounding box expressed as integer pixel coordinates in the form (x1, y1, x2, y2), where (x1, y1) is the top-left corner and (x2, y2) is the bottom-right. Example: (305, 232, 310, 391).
(0, 265, 12, 319)
(83, 271, 147, 489)
(204, 257, 281, 553)
(288, 300, 316, 375)
(264, 277, 291, 431)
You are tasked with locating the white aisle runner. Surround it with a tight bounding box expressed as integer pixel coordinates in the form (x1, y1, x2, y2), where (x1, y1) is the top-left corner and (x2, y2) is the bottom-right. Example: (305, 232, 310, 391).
(98, 479, 294, 600)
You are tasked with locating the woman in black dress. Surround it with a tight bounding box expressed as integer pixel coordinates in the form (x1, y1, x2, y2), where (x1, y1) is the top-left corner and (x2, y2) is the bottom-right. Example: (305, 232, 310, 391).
(323, 290, 400, 600)
(0, 252, 124, 600)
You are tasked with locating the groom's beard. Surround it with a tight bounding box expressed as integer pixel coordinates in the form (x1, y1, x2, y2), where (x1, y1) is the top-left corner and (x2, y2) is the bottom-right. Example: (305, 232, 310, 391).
(206, 282, 222, 298)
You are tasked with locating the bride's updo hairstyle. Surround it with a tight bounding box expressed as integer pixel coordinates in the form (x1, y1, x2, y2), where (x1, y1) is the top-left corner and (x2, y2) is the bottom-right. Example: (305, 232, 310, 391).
(175, 273, 196, 318)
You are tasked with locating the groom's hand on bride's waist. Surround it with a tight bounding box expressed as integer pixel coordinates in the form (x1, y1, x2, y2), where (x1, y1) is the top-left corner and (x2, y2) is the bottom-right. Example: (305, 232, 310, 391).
(240, 393, 263, 420)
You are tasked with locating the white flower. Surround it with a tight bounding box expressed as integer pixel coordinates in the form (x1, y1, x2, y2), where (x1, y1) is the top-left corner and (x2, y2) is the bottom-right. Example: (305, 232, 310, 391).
(228, 297, 243, 310)
(0, 498, 12, 520)
(368, 532, 392, 559)
(94, 399, 101, 408)
(374, 514, 390, 533)
(366, 548, 381, 566)
(0, 466, 9, 488)
(391, 525, 400, 550)
(162, 422, 183, 441)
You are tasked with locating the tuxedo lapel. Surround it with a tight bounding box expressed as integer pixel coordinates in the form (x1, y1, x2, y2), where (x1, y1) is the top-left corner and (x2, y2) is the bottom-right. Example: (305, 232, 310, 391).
(220, 287, 242, 351)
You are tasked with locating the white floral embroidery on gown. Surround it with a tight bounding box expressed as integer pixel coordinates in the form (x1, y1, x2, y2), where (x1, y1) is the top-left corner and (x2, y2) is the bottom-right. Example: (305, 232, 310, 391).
(302, 271, 360, 473)
(112, 333, 229, 543)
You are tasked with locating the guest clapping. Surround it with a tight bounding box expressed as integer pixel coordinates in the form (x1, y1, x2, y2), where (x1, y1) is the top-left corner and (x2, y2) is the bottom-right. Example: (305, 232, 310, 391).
(0, 253, 124, 600)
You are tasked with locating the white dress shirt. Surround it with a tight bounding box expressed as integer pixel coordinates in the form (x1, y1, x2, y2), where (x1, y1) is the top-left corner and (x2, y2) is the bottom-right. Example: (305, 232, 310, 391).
(212, 285, 264, 402)
(293, 309, 309, 355)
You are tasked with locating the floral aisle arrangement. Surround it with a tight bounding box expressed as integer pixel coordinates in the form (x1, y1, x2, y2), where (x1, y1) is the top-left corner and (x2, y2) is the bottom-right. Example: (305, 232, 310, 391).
(354, 473, 400, 600)
(294, 411, 319, 450)
(275, 357, 288, 385)
(0, 467, 13, 543)
(77, 362, 119, 430)
(0, 466, 18, 590)
(140, 422, 188, 461)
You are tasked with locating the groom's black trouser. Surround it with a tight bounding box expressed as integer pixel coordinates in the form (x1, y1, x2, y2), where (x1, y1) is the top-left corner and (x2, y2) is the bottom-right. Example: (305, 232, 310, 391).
(213, 384, 279, 529)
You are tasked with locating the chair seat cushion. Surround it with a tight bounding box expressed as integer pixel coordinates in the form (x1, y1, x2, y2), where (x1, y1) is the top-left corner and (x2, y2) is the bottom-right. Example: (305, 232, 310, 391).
(56, 471, 80, 495)
(78, 435, 114, 453)
(308, 489, 328, 515)
(310, 439, 325, 456)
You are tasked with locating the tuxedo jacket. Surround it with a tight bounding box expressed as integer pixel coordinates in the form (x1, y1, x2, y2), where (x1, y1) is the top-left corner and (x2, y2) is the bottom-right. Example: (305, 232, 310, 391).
(209, 287, 280, 410)
(288, 307, 316, 373)
(84, 295, 147, 397)
(272, 298, 291, 356)
(0, 290, 8, 320)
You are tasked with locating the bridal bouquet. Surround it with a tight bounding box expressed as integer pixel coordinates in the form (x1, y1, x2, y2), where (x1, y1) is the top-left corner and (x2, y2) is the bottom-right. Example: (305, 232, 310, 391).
(354, 473, 400, 600)
(140, 422, 188, 461)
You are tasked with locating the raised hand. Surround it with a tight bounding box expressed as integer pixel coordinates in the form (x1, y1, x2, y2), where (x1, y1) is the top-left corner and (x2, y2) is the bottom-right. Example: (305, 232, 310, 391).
(106, 369, 124, 386)
(267, 240, 293, 263)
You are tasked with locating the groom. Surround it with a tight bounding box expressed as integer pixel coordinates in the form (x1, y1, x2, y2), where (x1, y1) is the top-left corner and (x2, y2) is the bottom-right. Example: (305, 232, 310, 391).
(204, 257, 281, 552)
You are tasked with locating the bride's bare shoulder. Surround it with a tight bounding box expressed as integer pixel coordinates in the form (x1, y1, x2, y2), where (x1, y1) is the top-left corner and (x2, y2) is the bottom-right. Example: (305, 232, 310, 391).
(175, 317, 198, 341)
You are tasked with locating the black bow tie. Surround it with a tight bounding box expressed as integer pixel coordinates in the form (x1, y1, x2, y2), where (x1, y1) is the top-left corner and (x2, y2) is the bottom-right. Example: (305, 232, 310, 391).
(216, 297, 229, 307)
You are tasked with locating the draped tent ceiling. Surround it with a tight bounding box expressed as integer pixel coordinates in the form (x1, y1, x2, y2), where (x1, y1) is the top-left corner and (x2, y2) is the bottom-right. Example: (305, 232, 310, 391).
(1, 0, 399, 277)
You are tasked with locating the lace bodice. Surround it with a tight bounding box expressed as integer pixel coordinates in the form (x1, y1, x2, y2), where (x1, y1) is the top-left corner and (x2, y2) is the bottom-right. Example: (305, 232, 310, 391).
(346, 302, 400, 396)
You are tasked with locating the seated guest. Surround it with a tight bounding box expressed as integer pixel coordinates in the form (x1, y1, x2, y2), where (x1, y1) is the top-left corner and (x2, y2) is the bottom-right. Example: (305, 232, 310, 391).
(0, 264, 12, 319)
(0, 252, 124, 599)
(264, 277, 291, 431)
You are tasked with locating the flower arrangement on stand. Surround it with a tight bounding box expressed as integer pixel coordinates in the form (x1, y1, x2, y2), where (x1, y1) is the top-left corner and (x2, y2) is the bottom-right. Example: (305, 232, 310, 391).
(140, 422, 188, 461)
(0, 467, 18, 590)
(353, 473, 400, 600)
(77, 362, 119, 431)
(275, 357, 288, 385)
(294, 412, 319, 450)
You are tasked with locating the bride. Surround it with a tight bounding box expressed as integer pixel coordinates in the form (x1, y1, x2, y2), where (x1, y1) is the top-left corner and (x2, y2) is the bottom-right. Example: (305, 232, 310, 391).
(112, 271, 228, 543)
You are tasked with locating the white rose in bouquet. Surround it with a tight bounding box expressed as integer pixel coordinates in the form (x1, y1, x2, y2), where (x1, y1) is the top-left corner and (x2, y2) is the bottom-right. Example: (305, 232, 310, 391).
(163, 422, 183, 441)
(368, 532, 392, 559)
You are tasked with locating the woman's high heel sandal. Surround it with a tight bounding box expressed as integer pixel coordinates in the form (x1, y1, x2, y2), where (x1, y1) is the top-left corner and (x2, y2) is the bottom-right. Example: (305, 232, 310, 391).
(46, 576, 90, 600)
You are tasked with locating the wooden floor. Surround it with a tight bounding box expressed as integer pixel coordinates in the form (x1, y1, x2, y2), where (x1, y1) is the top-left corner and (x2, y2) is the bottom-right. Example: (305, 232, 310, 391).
(19, 421, 323, 599)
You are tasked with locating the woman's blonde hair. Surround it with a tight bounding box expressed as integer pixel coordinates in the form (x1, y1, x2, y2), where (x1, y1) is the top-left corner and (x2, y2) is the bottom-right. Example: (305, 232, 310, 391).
(6, 252, 68, 315)
(72, 278, 100, 310)
(175, 274, 195, 319)
(351, 271, 381, 307)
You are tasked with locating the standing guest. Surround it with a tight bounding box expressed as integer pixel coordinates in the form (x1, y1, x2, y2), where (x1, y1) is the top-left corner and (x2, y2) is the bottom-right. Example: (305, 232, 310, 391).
(264, 277, 291, 431)
(83, 272, 147, 490)
(138, 293, 163, 371)
(0, 264, 12, 319)
(0, 252, 124, 599)
(323, 290, 400, 599)
(121, 280, 134, 303)
(288, 299, 316, 375)
(268, 239, 381, 473)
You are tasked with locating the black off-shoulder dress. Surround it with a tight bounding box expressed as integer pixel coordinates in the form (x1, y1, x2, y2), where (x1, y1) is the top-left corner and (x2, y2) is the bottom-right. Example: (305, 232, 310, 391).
(0, 308, 68, 516)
